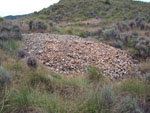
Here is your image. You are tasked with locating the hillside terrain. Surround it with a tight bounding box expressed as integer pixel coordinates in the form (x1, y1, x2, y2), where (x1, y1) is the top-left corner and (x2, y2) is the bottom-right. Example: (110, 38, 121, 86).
(0, 0, 150, 113)
(5, 14, 29, 20)
(32, 0, 150, 23)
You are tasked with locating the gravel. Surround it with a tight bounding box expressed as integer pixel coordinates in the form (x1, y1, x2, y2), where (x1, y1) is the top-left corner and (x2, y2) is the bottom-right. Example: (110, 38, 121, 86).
(23, 33, 135, 79)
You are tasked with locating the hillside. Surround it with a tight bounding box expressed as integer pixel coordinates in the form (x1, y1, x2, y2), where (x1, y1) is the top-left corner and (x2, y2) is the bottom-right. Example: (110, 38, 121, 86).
(5, 14, 29, 20)
(30, 0, 150, 23)
(0, 0, 150, 113)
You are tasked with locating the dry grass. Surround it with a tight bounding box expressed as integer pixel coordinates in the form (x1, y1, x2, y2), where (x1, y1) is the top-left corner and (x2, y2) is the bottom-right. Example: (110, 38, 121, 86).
(139, 59, 150, 73)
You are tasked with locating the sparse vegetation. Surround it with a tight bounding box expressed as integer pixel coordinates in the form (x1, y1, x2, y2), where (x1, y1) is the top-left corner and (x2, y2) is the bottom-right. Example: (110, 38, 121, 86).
(27, 57, 38, 69)
(0, 17, 4, 22)
(0, 49, 150, 112)
(86, 66, 104, 82)
(0, 66, 12, 86)
(119, 96, 142, 113)
(0, 0, 150, 112)
(0, 40, 21, 55)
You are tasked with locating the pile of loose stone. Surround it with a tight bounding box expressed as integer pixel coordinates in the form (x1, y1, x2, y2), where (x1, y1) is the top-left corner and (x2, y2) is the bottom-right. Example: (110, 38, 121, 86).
(23, 33, 134, 79)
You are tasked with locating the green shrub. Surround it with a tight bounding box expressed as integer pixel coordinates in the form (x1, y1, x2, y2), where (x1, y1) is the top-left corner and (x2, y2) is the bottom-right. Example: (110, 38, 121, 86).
(27, 57, 38, 69)
(0, 17, 4, 22)
(119, 96, 142, 113)
(83, 86, 115, 113)
(51, 73, 62, 79)
(17, 49, 26, 59)
(119, 79, 146, 97)
(101, 86, 115, 108)
(78, 31, 87, 38)
(0, 24, 22, 40)
(29, 71, 50, 86)
(31, 90, 67, 113)
(0, 66, 12, 86)
(139, 60, 150, 73)
(51, 26, 65, 34)
(6, 62, 23, 72)
(35, 21, 47, 30)
(127, 37, 137, 48)
(103, 28, 120, 40)
(105, 0, 111, 5)
(132, 32, 138, 37)
(67, 29, 73, 35)
(0, 40, 20, 55)
(10, 25, 22, 40)
(145, 73, 150, 83)
(8, 86, 32, 108)
(86, 66, 104, 82)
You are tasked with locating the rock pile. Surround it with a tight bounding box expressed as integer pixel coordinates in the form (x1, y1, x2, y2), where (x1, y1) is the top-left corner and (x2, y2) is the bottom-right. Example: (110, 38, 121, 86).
(23, 33, 134, 78)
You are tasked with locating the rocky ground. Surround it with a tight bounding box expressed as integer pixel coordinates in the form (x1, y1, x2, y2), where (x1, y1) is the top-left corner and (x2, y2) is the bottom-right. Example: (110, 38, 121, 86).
(23, 33, 135, 79)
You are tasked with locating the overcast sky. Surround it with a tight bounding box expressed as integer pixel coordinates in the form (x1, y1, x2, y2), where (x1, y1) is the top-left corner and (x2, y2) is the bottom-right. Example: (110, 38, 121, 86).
(0, 0, 60, 17)
(135, 0, 150, 2)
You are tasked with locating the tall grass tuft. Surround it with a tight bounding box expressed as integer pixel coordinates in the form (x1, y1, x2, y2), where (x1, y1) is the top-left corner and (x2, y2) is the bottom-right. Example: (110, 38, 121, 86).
(86, 66, 104, 82)
(119, 96, 143, 113)
(0, 40, 20, 55)
(118, 79, 148, 97)
(0, 66, 12, 86)
(81, 86, 115, 113)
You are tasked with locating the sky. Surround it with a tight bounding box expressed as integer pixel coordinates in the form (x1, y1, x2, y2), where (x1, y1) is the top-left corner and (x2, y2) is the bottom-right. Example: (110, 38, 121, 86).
(0, 0, 60, 17)
(135, 0, 150, 2)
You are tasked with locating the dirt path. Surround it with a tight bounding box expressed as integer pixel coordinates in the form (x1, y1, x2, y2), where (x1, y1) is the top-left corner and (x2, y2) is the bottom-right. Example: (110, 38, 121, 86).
(23, 33, 134, 79)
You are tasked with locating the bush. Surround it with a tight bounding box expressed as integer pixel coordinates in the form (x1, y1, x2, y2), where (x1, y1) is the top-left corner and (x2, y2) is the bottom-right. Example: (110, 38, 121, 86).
(49, 22, 54, 27)
(0, 40, 20, 55)
(132, 32, 138, 37)
(78, 31, 87, 38)
(29, 20, 34, 30)
(0, 24, 22, 40)
(83, 86, 115, 113)
(0, 17, 4, 22)
(119, 79, 146, 97)
(129, 21, 135, 29)
(29, 71, 51, 86)
(28, 21, 47, 32)
(86, 66, 104, 82)
(100, 86, 115, 108)
(122, 33, 139, 48)
(51, 73, 62, 79)
(35, 21, 47, 30)
(145, 73, 150, 83)
(0, 26, 11, 40)
(17, 49, 26, 59)
(140, 23, 145, 30)
(116, 22, 129, 32)
(119, 96, 142, 113)
(67, 29, 73, 35)
(10, 25, 22, 40)
(134, 43, 149, 58)
(112, 40, 124, 49)
(139, 60, 150, 73)
(27, 57, 38, 69)
(0, 66, 12, 86)
(6, 62, 23, 73)
(136, 17, 143, 27)
(8, 86, 32, 108)
(103, 28, 120, 40)
(105, 0, 111, 5)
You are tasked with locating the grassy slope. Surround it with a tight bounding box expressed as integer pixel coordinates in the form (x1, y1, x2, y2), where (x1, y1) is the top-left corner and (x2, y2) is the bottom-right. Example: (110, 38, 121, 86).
(29, 0, 150, 23)
(0, 35, 149, 112)
(0, 44, 150, 112)
(1, 0, 150, 112)
(18, 0, 150, 38)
